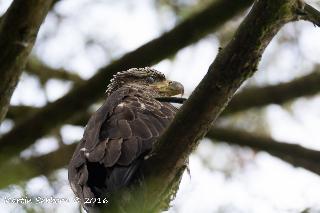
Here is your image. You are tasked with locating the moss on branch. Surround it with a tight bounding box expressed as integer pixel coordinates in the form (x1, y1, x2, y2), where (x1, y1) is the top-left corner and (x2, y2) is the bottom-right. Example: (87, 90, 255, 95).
(147, 0, 300, 175)
(128, 0, 303, 212)
(0, 0, 52, 123)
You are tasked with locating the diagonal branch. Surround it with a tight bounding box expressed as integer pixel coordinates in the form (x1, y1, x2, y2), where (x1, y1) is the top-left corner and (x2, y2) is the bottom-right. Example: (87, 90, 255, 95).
(25, 58, 84, 85)
(0, 143, 76, 188)
(0, 0, 53, 123)
(207, 127, 320, 175)
(6, 105, 38, 122)
(114, 0, 307, 212)
(2, 125, 320, 189)
(6, 69, 320, 123)
(0, 0, 254, 164)
(223, 69, 320, 114)
(146, 0, 301, 176)
(300, 3, 320, 26)
(51, 0, 62, 9)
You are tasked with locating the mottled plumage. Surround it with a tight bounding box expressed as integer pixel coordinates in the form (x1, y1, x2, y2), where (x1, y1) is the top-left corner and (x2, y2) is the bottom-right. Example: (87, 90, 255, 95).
(68, 68, 184, 209)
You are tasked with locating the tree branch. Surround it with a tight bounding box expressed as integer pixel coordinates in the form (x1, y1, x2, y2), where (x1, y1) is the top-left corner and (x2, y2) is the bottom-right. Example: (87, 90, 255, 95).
(0, 0, 53, 123)
(116, 0, 303, 212)
(207, 127, 320, 175)
(223, 69, 320, 114)
(300, 3, 320, 26)
(147, 0, 300, 174)
(3, 125, 320, 189)
(25, 57, 84, 85)
(0, 0, 253, 164)
(0, 143, 76, 188)
(6, 105, 38, 122)
(6, 69, 320, 123)
(51, 0, 61, 9)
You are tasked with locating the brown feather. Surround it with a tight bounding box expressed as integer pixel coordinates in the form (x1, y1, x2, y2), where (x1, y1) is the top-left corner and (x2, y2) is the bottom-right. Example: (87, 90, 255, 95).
(68, 78, 179, 210)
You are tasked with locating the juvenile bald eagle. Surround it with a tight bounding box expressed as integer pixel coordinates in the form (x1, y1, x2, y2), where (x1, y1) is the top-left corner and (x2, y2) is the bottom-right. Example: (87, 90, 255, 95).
(68, 68, 184, 209)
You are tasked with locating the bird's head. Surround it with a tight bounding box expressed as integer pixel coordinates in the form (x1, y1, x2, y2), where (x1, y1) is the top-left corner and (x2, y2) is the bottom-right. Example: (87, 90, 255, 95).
(106, 67, 184, 98)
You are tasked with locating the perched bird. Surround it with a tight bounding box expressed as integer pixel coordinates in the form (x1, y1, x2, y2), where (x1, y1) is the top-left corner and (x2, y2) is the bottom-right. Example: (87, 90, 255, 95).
(68, 67, 184, 209)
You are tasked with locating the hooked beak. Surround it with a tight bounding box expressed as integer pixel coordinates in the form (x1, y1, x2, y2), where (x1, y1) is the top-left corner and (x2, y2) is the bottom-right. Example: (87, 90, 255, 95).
(151, 80, 184, 97)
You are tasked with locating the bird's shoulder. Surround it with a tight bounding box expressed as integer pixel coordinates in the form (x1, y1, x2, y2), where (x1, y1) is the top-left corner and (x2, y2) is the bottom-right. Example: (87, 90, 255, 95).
(83, 86, 177, 150)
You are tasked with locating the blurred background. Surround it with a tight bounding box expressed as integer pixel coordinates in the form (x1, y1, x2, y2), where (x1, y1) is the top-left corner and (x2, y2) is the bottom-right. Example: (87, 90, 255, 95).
(0, 0, 320, 212)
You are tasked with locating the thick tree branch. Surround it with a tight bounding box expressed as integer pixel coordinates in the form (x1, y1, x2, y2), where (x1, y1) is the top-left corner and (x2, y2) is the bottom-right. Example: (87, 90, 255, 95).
(2, 126, 319, 193)
(147, 0, 300, 174)
(25, 58, 84, 85)
(0, 0, 52, 123)
(114, 0, 303, 212)
(2, 125, 320, 189)
(6, 105, 37, 122)
(51, 0, 61, 9)
(0, 0, 253, 163)
(6, 69, 320, 123)
(223, 69, 320, 114)
(300, 3, 320, 26)
(6, 105, 91, 126)
(207, 127, 320, 175)
(0, 143, 76, 188)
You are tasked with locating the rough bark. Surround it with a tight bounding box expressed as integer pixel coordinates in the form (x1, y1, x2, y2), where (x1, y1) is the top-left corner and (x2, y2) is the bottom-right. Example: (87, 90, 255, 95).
(0, 1, 318, 211)
(4, 69, 320, 188)
(116, 0, 305, 212)
(0, 0, 52, 123)
(0, 0, 253, 164)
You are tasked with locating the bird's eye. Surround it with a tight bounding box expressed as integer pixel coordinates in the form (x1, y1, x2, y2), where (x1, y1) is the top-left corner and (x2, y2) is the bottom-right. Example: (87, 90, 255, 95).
(146, 76, 155, 83)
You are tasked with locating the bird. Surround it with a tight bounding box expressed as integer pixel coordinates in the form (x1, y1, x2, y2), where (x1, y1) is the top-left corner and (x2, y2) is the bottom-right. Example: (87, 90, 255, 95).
(68, 67, 184, 210)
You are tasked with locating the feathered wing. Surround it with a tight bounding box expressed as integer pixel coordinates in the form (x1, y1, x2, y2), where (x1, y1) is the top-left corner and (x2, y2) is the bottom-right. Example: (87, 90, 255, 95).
(68, 87, 177, 207)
